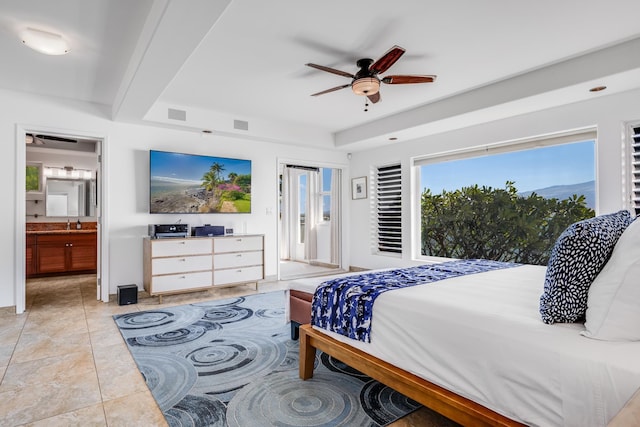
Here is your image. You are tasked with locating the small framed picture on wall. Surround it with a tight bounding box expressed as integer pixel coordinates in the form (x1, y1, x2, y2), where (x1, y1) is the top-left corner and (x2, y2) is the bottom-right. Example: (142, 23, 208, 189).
(351, 176, 367, 200)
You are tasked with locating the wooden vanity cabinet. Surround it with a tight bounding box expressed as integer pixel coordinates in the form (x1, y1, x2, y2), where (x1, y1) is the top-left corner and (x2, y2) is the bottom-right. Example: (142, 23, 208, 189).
(35, 233, 97, 275)
(66, 234, 98, 272)
(26, 235, 36, 277)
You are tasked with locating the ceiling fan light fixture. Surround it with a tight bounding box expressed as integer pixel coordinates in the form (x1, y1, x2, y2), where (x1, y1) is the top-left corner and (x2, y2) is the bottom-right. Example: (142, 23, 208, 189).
(21, 27, 70, 55)
(352, 77, 380, 96)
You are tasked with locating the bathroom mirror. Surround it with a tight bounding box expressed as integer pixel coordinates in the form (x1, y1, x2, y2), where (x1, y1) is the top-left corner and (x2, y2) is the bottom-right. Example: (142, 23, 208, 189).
(45, 179, 91, 217)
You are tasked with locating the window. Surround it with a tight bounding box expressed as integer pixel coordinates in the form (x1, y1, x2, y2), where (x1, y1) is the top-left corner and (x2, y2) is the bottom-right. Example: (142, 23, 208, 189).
(320, 168, 332, 221)
(375, 164, 402, 254)
(415, 131, 596, 265)
(629, 123, 640, 216)
(26, 162, 43, 192)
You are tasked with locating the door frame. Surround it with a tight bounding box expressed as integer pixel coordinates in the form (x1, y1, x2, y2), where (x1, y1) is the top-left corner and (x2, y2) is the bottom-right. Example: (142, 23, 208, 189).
(276, 157, 348, 280)
(286, 166, 310, 262)
(14, 124, 110, 314)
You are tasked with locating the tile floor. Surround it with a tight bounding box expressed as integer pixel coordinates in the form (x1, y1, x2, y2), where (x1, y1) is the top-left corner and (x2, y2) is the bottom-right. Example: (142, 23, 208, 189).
(0, 274, 442, 426)
(279, 260, 344, 280)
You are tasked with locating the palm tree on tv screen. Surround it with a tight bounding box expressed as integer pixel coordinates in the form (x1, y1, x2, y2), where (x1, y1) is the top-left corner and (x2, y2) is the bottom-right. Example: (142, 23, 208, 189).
(201, 162, 226, 192)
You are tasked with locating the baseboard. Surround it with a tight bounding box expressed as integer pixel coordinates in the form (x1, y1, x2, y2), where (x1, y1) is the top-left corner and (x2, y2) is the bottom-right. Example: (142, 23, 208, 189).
(308, 261, 340, 269)
(0, 305, 16, 316)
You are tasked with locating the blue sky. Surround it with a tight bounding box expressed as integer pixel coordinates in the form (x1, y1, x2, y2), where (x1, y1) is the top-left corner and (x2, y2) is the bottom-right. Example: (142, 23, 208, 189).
(420, 141, 595, 194)
(322, 168, 332, 191)
(150, 150, 251, 184)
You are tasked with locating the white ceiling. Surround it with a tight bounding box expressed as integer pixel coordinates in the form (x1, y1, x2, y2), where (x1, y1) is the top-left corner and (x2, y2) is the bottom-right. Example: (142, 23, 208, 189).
(2, 0, 640, 151)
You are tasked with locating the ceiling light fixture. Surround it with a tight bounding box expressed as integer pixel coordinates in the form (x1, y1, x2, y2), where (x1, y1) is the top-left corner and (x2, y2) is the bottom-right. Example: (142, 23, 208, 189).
(352, 77, 380, 96)
(21, 27, 70, 55)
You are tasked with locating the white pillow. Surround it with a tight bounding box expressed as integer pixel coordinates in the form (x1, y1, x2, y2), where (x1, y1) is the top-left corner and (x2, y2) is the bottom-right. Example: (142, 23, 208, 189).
(582, 217, 640, 340)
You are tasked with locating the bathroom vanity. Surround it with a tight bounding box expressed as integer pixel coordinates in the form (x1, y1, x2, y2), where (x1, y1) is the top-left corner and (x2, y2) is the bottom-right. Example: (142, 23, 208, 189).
(26, 223, 97, 277)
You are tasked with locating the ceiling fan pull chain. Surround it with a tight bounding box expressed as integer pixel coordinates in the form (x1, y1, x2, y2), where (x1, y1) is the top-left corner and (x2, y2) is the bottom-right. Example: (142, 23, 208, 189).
(364, 99, 369, 112)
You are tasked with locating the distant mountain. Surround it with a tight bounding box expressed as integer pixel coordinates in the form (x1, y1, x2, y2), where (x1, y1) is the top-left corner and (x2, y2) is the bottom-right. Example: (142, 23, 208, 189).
(518, 180, 595, 209)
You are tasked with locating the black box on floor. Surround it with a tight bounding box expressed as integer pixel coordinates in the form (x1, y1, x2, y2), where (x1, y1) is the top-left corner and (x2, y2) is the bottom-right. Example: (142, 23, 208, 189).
(117, 284, 138, 305)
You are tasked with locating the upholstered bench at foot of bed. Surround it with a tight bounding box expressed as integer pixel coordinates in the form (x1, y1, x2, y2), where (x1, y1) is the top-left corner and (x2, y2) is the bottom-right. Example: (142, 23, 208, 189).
(289, 289, 313, 340)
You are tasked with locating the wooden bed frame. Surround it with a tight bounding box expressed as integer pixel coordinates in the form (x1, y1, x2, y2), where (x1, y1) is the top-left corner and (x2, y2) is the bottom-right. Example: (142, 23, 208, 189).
(298, 324, 525, 427)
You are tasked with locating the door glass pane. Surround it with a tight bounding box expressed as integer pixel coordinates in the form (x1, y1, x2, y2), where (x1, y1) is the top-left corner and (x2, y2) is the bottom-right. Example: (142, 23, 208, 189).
(322, 195, 331, 221)
(322, 168, 332, 192)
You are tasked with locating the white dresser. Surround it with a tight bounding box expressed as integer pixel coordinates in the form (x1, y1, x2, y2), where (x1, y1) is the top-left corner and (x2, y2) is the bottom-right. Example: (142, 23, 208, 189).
(143, 234, 264, 301)
(213, 235, 264, 286)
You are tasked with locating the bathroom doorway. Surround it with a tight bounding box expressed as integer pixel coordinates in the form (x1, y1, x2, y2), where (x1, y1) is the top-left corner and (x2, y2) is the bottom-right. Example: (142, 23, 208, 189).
(16, 127, 106, 314)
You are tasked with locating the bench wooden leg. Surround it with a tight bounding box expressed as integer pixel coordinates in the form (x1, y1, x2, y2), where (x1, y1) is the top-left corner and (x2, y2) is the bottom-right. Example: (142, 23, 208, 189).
(299, 324, 316, 380)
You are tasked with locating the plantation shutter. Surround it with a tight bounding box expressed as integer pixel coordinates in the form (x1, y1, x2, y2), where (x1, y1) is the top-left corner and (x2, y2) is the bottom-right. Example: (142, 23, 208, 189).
(376, 164, 402, 254)
(631, 124, 640, 216)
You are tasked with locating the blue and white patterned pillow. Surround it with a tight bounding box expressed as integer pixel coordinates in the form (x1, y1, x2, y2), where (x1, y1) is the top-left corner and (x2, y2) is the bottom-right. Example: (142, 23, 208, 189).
(539, 210, 633, 324)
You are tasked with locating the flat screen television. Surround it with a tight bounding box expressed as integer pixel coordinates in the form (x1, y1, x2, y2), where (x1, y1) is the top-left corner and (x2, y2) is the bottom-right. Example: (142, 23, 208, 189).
(149, 150, 251, 214)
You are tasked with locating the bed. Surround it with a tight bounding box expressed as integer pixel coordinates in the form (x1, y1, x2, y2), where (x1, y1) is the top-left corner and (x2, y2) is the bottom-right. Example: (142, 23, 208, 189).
(289, 211, 640, 426)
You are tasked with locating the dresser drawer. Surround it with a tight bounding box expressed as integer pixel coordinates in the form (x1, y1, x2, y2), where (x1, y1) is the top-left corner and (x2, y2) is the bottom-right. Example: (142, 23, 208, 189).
(214, 266, 263, 286)
(214, 251, 263, 269)
(151, 271, 213, 293)
(151, 239, 212, 257)
(152, 255, 212, 275)
(214, 236, 263, 253)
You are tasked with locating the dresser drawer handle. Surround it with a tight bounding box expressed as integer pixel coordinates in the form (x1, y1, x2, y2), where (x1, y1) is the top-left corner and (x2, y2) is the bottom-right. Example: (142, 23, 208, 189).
(179, 258, 186, 262)
(179, 275, 186, 279)
(236, 254, 242, 257)
(236, 269, 243, 273)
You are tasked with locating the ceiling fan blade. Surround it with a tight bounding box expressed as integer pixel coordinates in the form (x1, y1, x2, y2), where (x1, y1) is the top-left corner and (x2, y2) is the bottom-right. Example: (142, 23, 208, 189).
(311, 84, 351, 97)
(382, 75, 437, 84)
(367, 92, 381, 104)
(370, 45, 405, 74)
(305, 63, 354, 79)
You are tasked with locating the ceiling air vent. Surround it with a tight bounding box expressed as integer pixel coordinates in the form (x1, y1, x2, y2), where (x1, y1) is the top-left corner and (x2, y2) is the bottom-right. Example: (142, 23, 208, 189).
(167, 108, 187, 121)
(234, 119, 249, 131)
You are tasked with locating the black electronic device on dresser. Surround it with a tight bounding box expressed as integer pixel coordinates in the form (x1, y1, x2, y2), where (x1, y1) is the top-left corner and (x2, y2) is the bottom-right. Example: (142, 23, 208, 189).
(191, 225, 225, 237)
(148, 224, 189, 239)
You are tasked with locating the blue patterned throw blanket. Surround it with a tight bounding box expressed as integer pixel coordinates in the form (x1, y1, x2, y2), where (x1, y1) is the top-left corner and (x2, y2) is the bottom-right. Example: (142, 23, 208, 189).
(311, 259, 519, 342)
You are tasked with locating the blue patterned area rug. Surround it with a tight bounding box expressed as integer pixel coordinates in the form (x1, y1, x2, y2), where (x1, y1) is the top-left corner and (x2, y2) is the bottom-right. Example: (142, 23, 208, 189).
(113, 291, 421, 427)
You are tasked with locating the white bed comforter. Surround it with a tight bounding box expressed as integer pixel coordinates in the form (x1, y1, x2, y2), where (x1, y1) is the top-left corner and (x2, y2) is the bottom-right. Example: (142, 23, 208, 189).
(288, 265, 640, 426)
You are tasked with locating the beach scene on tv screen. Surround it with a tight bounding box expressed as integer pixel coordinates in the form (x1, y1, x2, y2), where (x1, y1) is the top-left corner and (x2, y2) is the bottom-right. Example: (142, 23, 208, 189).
(150, 151, 251, 213)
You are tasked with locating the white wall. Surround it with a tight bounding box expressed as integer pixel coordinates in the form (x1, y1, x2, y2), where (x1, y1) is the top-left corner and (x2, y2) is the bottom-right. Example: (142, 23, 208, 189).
(1, 88, 348, 309)
(348, 89, 640, 270)
(4, 86, 640, 309)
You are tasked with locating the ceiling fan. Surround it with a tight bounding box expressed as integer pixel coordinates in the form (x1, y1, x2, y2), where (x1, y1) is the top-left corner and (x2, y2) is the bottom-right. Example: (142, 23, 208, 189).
(306, 45, 436, 107)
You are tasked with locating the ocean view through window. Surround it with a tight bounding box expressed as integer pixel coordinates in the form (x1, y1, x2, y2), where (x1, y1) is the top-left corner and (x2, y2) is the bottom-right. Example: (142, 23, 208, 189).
(418, 138, 596, 265)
